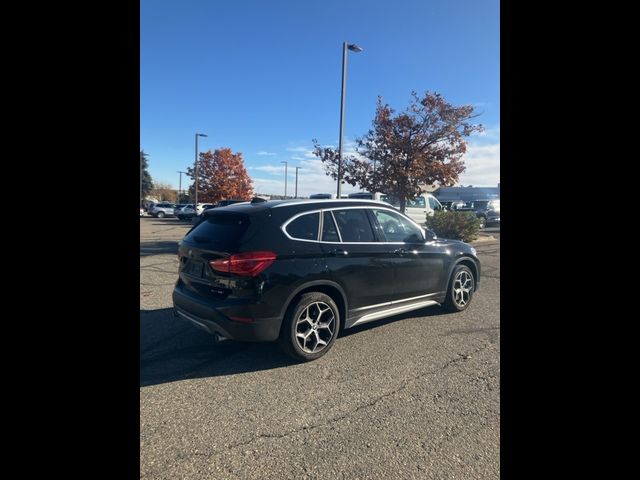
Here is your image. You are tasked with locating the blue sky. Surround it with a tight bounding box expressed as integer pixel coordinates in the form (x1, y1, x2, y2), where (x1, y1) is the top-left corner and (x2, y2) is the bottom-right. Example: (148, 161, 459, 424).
(141, 0, 499, 197)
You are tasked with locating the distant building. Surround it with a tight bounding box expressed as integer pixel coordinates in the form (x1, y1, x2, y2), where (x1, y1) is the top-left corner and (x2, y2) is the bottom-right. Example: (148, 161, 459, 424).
(433, 185, 500, 203)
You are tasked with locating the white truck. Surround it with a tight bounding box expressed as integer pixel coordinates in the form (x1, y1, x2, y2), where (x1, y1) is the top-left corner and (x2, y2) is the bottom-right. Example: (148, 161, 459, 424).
(347, 192, 443, 226)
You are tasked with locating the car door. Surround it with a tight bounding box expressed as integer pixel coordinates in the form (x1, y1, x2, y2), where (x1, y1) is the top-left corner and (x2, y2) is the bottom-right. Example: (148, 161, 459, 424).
(320, 208, 396, 311)
(369, 208, 447, 301)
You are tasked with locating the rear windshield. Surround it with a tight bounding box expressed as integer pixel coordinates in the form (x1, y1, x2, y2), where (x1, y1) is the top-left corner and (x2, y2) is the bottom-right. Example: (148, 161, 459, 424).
(183, 213, 250, 244)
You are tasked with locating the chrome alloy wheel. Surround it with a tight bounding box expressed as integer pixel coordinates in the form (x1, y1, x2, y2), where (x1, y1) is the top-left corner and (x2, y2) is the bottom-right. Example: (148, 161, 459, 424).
(453, 270, 474, 307)
(295, 302, 335, 354)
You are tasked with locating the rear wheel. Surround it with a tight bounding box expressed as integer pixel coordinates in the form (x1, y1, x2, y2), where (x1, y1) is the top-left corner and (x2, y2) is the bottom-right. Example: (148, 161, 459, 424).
(443, 265, 475, 312)
(279, 292, 340, 362)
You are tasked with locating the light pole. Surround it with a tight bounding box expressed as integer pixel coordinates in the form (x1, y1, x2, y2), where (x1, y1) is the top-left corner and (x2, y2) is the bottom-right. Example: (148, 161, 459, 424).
(295, 167, 301, 198)
(281, 161, 288, 198)
(194, 133, 208, 205)
(177, 170, 187, 203)
(337, 42, 363, 198)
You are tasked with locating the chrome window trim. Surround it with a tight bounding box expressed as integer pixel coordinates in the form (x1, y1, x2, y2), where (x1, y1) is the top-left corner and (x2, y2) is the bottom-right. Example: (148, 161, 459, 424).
(281, 205, 428, 244)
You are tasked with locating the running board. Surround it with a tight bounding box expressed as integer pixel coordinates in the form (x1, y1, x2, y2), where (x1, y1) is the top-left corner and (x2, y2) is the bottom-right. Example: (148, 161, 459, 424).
(351, 300, 440, 327)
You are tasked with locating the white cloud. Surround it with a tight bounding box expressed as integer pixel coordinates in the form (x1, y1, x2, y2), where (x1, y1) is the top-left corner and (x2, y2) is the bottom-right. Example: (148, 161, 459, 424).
(256, 151, 276, 156)
(251, 157, 362, 198)
(457, 142, 500, 187)
(250, 165, 286, 174)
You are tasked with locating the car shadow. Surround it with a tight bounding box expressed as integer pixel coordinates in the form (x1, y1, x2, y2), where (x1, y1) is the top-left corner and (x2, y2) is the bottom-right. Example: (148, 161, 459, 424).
(140, 241, 180, 256)
(140, 305, 447, 387)
(140, 308, 294, 387)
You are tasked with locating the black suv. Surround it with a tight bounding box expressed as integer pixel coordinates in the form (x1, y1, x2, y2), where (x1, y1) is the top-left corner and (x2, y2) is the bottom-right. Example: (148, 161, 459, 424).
(173, 199, 481, 361)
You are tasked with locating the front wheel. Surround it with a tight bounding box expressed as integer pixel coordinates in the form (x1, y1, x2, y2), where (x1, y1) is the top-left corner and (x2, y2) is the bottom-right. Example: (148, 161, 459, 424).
(278, 292, 340, 362)
(443, 265, 475, 312)
(156, 211, 165, 218)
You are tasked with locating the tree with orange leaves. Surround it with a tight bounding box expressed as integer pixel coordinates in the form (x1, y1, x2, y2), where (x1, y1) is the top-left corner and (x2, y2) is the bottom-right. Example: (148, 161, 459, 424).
(187, 148, 253, 203)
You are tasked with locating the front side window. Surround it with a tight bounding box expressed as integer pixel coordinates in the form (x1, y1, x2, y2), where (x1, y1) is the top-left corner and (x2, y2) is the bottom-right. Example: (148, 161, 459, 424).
(428, 197, 441, 210)
(332, 209, 376, 242)
(286, 213, 320, 241)
(372, 209, 424, 243)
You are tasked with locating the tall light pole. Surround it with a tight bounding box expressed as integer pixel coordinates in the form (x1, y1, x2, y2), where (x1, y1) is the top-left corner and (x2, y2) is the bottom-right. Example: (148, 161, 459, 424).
(337, 42, 363, 198)
(177, 170, 187, 203)
(194, 133, 208, 205)
(281, 161, 288, 198)
(295, 167, 301, 198)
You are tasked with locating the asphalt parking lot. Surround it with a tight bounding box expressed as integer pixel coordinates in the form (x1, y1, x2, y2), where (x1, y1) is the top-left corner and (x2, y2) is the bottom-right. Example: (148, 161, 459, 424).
(140, 216, 500, 479)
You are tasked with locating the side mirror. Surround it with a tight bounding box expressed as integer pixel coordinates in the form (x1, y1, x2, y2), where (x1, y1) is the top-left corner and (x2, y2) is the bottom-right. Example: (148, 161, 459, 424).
(422, 228, 437, 241)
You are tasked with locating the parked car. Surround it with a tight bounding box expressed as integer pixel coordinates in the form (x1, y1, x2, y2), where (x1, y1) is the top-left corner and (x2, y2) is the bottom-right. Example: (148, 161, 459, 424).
(309, 193, 336, 199)
(196, 203, 214, 215)
(149, 202, 176, 218)
(173, 198, 480, 361)
(440, 200, 466, 211)
(176, 204, 196, 220)
(140, 208, 145, 217)
(173, 204, 188, 216)
(216, 199, 246, 208)
(457, 199, 500, 228)
(348, 192, 443, 226)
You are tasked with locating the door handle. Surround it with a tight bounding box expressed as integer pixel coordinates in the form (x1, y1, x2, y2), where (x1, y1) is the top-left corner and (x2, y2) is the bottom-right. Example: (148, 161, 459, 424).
(393, 248, 407, 255)
(330, 248, 348, 256)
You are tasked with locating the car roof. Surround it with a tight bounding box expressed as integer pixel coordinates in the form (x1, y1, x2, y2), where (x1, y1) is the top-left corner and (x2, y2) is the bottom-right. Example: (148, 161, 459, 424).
(202, 198, 395, 216)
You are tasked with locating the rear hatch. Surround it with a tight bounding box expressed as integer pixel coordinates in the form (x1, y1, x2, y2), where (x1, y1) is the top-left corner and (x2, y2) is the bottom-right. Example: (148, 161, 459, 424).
(178, 212, 252, 299)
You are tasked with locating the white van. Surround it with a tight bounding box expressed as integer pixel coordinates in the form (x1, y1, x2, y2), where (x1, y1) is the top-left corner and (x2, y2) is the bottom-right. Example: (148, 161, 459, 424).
(347, 192, 443, 225)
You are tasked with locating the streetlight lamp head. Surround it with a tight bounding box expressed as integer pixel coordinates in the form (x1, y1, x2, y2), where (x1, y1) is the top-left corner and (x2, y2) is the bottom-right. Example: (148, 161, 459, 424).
(348, 44, 363, 52)
(197, 133, 208, 137)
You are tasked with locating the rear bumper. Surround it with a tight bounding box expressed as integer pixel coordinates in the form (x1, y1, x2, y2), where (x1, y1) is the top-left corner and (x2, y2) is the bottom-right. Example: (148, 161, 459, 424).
(172, 284, 282, 342)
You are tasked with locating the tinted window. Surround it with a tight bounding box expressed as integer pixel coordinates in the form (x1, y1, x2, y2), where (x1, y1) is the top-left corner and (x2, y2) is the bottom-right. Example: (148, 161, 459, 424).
(333, 209, 375, 242)
(184, 213, 250, 244)
(373, 209, 424, 243)
(428, 197, 440, 209)
(286, 213, 320, 241)
(408, 196, 426, 208)
(322, 211, 340, 242)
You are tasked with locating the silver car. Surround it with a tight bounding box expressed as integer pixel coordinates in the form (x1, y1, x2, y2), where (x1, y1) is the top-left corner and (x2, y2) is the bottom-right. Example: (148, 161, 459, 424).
(149, 203, 176, 218)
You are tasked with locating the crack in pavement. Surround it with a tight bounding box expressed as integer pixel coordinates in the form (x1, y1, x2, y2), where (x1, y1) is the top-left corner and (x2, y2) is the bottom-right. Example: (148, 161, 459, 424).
(166, 342, 496, 469)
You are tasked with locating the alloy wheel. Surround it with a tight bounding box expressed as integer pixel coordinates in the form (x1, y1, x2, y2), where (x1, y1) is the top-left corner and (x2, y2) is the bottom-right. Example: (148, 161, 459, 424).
(295, 302, 335, 354)
(453, 270, 473, 307)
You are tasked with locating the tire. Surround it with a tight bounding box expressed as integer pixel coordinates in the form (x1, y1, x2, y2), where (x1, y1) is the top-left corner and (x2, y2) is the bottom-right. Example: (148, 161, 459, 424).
(156, 211, 165, 218)
(278, 292, 341, 362)
(443, 264, 475, 312)
(478, 216, 486, 228)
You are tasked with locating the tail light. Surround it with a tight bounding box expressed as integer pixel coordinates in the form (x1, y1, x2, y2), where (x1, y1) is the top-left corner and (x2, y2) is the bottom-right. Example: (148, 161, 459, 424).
(210, 251, 277, 277)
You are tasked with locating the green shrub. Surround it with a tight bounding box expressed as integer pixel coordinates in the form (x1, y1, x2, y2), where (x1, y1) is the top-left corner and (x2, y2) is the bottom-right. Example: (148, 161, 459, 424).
(425, 211, 481, 243)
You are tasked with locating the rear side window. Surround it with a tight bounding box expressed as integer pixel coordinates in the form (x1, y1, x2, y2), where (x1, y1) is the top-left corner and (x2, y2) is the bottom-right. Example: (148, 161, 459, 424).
(322, 211, 340, 242)
(332, 209, 375, 242)
(184, 213, 250, 244)
(286, 213, 320, 241)
(428, 197, 440, 210)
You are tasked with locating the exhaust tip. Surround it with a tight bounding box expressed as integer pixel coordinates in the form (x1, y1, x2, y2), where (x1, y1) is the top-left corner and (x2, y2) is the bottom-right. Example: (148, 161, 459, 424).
(213, 332, 228, 344)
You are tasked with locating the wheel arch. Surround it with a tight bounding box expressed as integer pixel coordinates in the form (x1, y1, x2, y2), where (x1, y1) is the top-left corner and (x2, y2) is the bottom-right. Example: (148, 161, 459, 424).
(278, 280, 348, 332)
(451, 256, 480, 290)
